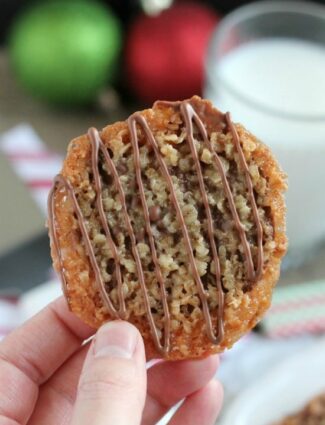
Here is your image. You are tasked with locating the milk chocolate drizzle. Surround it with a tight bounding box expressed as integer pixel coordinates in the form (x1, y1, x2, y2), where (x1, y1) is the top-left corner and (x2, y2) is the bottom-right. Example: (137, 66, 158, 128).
(48, 175, 119, 319)
(48, 100, 264, 355)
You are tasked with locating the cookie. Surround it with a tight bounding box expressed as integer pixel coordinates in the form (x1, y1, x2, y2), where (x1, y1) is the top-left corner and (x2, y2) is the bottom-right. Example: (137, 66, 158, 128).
(273, 393, 325, 425)
(48, 96, 287, 360)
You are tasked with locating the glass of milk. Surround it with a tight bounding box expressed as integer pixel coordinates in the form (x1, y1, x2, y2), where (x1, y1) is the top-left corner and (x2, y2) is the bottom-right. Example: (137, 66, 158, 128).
(205, 1, 325, 267)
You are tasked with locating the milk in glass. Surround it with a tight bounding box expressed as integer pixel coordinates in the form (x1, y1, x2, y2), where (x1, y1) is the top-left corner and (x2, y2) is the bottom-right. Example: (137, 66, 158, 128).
(205, 38, 325, 261)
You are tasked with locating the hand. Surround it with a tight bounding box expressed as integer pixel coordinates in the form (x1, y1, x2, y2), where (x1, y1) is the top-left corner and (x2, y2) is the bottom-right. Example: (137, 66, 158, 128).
(0, 297, 223, 425)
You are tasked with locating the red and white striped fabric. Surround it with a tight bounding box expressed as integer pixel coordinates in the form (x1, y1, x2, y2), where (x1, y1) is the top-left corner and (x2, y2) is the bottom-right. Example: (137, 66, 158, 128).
(0, 125, 63, 338)
(0, 124, 62, 214)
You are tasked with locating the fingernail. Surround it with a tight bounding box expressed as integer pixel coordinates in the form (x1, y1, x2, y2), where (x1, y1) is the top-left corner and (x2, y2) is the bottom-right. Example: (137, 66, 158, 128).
(94, 321, 138, 359)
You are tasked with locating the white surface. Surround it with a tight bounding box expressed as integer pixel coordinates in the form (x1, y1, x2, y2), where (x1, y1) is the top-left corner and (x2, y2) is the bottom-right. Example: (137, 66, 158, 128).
(19, 279, 62, 322)
(219, 337, 325, 425)
(205, 38, 325, 260)
(218, 333, 315, 409)
(0, 300, 22, 340)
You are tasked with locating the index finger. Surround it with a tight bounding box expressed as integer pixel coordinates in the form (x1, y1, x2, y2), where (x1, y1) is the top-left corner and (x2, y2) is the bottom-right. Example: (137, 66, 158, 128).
(0, 296, 94, 424)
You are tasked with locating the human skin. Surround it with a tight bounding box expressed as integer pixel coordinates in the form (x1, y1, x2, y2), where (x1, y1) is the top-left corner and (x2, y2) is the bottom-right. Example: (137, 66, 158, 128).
(0, 296, 223, 425)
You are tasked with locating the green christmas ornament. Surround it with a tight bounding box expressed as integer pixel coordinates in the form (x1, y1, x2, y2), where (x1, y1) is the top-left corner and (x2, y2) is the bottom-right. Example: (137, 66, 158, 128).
(9, 1, 122, 105)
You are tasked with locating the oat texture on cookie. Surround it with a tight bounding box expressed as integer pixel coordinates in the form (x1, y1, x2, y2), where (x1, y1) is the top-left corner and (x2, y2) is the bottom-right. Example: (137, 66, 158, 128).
(48, 96, 287, 360)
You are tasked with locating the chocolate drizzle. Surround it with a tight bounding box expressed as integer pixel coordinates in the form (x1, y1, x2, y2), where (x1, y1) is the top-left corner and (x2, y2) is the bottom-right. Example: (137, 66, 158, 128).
(48, 100, 264, 355)
(89, 128, 126, 318)
(128, 115, 171, 353)
(48, 174, 119, 319)
(225, 113, 263, 279)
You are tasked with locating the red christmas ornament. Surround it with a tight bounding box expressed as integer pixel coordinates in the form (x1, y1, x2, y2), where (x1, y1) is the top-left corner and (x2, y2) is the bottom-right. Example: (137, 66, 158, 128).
(125, 2, 220, 103)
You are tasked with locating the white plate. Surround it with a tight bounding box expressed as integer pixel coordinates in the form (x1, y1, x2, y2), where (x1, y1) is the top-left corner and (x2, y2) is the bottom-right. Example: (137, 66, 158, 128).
(220, 337, 325, 425)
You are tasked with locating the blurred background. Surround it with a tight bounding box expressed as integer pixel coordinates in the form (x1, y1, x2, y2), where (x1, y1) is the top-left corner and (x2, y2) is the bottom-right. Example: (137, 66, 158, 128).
(0, 1, 325, 424)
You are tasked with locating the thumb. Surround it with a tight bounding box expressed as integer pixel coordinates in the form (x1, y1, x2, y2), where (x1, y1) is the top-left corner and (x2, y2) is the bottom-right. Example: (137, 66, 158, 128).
(71, 321, 147, 425)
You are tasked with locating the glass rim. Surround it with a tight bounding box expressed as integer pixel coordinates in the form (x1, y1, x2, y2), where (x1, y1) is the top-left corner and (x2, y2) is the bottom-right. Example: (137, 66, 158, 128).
(206, 0, 325, 122)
